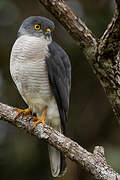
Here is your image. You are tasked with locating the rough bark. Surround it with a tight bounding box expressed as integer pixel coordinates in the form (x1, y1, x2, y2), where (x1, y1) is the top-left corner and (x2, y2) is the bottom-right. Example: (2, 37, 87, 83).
(0, 102, 120, 180)
(1, 0, 120, 179)
(38, 0, 97, 59)
(38, 0, 120, 123)
(97, 1, 120, 121)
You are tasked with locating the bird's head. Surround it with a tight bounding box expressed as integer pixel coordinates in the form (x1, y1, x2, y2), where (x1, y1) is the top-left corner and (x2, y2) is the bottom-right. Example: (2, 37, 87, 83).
(18, 16, 55, 40)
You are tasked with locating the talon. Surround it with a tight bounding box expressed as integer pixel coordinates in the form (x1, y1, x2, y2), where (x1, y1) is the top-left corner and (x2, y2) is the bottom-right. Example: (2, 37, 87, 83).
(14, 107, 31, 119)
(33, 117, 45, 128)
(32, 116, 38, 121)
(32, 106, 47, 128)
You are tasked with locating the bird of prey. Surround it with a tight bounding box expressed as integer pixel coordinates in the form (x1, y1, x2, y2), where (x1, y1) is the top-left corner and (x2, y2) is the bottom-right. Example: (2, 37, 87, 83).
(10, 16, 71, 177)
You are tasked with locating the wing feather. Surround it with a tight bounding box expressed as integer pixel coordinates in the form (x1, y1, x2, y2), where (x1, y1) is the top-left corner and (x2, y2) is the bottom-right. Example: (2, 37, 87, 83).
(45, 42, 71, 133)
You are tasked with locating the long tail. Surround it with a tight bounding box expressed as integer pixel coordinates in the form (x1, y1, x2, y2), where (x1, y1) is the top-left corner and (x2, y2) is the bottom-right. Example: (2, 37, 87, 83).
(48, 121, 67, 177)
(48, 145, 66, 177)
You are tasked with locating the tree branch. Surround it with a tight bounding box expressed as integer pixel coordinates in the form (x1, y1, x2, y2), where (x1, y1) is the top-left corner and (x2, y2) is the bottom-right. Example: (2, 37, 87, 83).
(97, 1, 120, 121)
(2, 1, 120, 179)
(38, 0, 97, 60)
(0, 102, 120, 180)
(38, 0, 120, 123)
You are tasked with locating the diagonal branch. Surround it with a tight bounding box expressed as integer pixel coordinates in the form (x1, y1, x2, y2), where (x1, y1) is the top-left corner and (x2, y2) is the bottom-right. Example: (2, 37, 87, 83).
(97, 0, 120, 121)
(38, 0, 97, 60)
(2, 1, 120, 179)
(38, 0, 120, 123)
(0, 102, 120, 180)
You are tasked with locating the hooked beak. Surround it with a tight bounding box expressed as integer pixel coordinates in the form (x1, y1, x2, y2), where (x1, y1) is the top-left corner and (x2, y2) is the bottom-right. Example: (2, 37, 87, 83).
(44, 28, 51, 37)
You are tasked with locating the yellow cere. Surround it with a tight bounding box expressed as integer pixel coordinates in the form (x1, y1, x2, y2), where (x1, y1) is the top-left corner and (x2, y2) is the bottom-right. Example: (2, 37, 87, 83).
(34, 24, 41, 30)
(46, 28, 51, 32)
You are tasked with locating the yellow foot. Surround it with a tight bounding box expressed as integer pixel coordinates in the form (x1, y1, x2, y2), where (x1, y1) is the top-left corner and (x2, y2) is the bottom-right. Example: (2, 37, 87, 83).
(14, 107, 31, 119)
(32, 106, 47, 128)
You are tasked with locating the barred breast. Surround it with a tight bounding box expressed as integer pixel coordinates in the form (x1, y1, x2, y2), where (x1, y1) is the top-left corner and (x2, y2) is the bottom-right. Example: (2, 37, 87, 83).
(10, 35, 52, 113)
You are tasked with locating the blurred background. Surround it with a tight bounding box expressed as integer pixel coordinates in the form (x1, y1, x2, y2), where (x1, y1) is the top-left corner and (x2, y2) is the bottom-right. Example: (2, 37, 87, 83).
(0, 0, 119, 180)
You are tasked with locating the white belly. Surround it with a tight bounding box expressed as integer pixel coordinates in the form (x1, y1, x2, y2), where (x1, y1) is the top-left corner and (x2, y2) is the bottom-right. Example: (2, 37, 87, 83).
(10, 35, 52, 114)
(10, 35, 60, 128)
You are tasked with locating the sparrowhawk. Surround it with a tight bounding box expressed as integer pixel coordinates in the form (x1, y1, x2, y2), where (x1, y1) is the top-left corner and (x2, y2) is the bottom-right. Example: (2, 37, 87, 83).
(10, 16, 71, 177)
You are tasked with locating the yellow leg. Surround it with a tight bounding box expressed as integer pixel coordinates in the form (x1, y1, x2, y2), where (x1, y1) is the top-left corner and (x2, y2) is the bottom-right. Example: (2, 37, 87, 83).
(14, 107, 31, 119)
(32, 106, 47, 128)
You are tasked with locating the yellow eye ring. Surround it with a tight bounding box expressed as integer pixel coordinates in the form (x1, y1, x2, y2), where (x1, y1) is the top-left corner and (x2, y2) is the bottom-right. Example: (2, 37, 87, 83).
(34, 24, 41, 30)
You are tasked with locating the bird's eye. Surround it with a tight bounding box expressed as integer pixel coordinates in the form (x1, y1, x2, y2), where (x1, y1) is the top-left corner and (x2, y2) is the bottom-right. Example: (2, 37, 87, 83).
(34, 24, 41, 30)
(45, 28, 51, 33)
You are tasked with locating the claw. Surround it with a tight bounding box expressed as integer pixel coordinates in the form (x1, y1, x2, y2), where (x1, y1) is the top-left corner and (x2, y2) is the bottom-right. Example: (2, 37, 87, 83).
(14, 107, 31, 119)
(32, 106, 47, 128)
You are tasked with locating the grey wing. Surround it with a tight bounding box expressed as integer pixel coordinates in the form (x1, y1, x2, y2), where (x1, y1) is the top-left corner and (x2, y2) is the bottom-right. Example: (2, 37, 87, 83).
(45, 42, 71, 134)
